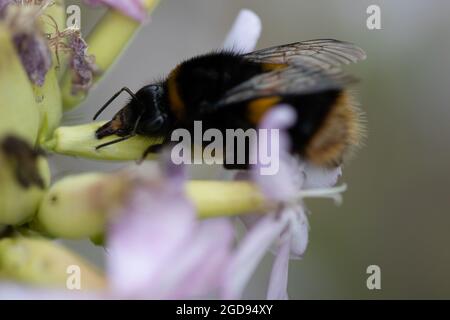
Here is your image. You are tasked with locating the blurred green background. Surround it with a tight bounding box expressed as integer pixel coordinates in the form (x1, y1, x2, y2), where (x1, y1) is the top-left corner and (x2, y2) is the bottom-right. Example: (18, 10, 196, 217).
(58, 0, 450, 299)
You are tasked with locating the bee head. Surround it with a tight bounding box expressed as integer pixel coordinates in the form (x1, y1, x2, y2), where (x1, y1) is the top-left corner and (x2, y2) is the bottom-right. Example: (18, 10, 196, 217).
(134, 84, 168, 135)
(95, 85, 167, 139)
(95, 103, 139, 139)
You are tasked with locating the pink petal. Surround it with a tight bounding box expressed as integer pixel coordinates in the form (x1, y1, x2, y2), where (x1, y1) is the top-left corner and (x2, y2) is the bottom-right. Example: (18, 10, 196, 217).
(266, 238, 291, 300)
(258, 104, 297, 132)
(303, 163, 342, 189)
(107, 185, 196, 296)
(252, 105, 303, 201)
(84, 0, 148, 22)
(162, 218, 235, 299)
(0, 1, 12, 15)
(108, 164, 234, 299)
(67, 33, 98, 94)
(222, 213, 289, 299)
(239, 212, 262, 231)
(222, 9, 262, 54)
(288, 207, 309, 258)
(13, 33, 52, 87)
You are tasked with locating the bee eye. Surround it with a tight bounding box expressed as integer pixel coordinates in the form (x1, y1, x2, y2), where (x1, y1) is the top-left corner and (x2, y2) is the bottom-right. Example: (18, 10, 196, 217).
(144, 115, 165, 133)
(150, 85, 163, 95)
(152, 116, 165, 130)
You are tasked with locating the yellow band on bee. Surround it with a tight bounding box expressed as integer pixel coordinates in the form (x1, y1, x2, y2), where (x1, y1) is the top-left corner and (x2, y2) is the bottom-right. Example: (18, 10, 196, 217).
(167, 66, 186, 119)
(261, 63, 288, 71)
(247, 96, 281, 124)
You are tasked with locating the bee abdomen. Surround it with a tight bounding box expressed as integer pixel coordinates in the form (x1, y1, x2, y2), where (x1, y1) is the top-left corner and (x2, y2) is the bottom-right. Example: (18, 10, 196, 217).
(302, 90, 364, 167)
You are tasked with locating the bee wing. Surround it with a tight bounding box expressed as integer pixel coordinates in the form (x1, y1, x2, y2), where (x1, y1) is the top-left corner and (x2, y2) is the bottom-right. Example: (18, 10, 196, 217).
(244, 39, 366, 68)
(215, 64, 357, 107)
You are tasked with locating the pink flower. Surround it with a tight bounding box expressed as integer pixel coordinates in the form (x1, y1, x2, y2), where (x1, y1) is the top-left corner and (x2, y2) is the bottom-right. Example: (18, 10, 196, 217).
(0, 0, 12, 17)
(222, 105, 345, 299)
(0, 8, 350, 300)
(222, 9, 261, 54)
(107, 162, 235, 299)
(13, 32, 52, 87)
(218, 9, 346, 300)
(0, 162, 235, 299)
(0, 8, 262, 300)
(84, 0, 148, 22)
(66, 31, 99, 94)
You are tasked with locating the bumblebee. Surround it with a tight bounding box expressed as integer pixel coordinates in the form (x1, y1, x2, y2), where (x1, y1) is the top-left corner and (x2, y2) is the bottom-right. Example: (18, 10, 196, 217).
(94, 39, 366, 168)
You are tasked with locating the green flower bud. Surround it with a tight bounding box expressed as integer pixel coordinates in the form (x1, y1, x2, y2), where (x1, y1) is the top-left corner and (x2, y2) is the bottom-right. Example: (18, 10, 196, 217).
(35, 170, 268, 239)
(34, 0, 66, 143)
(43, 121, 163, 160)
(187, 181, 267, 219)
(35, 173, 131, 239)
(0, 237, 105, 289)
(0, 136, 50, 225)
(0, 24, 40, 145)
(35, 67, 62, 144)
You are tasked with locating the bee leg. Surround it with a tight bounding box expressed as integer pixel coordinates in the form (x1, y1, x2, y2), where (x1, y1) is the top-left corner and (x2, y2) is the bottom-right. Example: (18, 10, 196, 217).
(223, 162, 250, 170)
(95, 135, 135, 150)
(93, 86, 139, 120)
(137, 143, 164, 164)
(222, 143, 250, 170)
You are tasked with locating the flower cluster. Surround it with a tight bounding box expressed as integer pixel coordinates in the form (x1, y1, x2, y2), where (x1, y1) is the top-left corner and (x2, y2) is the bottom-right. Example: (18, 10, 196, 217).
(0, 2, 351, 300)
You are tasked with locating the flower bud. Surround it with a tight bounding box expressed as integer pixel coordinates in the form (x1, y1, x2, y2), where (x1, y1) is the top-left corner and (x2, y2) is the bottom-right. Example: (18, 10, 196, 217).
(0, 24, 40, 145)
(0, 237, 105, 289)
(0, 136, 50, 225)
(35, 169, 269, 239)
(35, 67, 62, 144)
(187, 181, 268, 219)
(35, 173, 131, 239)
(44, 121, 163, 160)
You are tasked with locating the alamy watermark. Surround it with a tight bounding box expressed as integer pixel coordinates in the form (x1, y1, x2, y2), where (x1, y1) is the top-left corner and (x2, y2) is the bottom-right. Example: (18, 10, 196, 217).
(367, 5, 381, 30)
(66, 4, 81, 29)
(170, 121, 280, 175)
(15, 1, 82, 29)
(366, 265, 381, 290)
(66, 264, 81, 290)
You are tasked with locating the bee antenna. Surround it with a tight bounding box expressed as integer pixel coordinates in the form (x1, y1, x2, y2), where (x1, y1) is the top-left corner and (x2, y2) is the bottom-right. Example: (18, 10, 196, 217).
(95, 135, 134, 150)
(94, 87, 139, 120)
